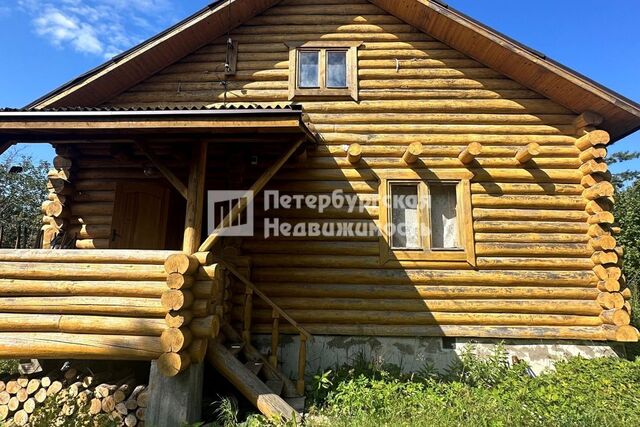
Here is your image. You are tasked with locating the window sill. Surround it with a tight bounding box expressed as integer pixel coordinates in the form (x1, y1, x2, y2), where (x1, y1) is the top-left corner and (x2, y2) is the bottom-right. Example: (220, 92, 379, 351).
(289, 88, 357, 101)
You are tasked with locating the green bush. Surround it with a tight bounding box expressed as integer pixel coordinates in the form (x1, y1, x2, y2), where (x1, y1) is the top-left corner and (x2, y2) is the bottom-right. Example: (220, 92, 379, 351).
(305, 346, 640, 427)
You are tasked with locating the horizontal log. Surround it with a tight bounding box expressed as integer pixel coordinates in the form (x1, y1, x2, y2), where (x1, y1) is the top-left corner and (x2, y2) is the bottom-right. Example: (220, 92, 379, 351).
(0, 249, 174, 264)
(0, 262, 166, 281)
(164, 254, 199, 275)
(161, 290, 194, 312)
(476, 257, 593, 270)
(252, 268, 596, 286)
(471, 195, 585, 210)
(579, 160, 608, 176)
(474, 221, 588, 233)
(0, 333, 162, 359)
(597, 292, 625, 309)
(475, 233, 588, 244)
(160, 328, 192, 352)
(0, 297, 164, 317)
(594, 265, 622, 281)
(0, 279, 164, 298)
(579, 147, 607, 163)
(249, 297, 602, 316)
(575, 130, 610, 150)
(242, 240, 378, 256)
(246, 308, 601, 327)
(256, 283, 600, 299)
(475, 243, 590, 257)
(250, 324, 610, 341)
(0, 314, 164, 336)
(589, 236, 617, 251)
(600, 309, 630, 326)
(583, 182, 615, 200)
(473, 208, 587, 222)
(592, 251, 619, 265)
(602, 325, 639, 342)
(165, 311, 193, 328)
(588, 212, 615, 225)
(190, 315, 217, 338)
(157, 352, 191, 377)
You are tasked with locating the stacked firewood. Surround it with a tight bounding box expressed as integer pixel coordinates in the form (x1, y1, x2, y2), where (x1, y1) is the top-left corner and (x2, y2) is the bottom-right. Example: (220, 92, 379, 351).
(0, 365, 148, 426)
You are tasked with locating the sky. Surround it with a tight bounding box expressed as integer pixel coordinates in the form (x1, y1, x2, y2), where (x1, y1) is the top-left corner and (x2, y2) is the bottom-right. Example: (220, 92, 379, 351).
(0, 0, 638, 174)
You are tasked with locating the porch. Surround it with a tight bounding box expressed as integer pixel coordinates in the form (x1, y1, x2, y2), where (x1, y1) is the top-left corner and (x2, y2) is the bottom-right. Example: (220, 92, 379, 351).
(0, 105, 318, 421)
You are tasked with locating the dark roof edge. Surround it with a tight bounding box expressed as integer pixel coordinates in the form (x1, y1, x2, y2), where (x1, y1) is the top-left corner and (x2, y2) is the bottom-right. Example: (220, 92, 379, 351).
(24, 0, 225, 110)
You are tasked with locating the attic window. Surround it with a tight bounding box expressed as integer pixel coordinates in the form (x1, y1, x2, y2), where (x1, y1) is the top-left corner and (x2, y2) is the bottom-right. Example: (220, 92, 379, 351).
(287, 41, 361, 101)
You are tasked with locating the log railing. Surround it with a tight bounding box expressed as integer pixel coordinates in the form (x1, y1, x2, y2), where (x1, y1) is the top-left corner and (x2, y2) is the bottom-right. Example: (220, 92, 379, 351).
(0, 249, 180, 360)
(216, 258, 313, 394)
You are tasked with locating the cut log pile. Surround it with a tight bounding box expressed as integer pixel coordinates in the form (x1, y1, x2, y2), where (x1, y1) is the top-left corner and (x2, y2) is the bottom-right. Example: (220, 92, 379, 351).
(575, 121, 637, 342)
(42, 148, 76, 249)
(159, 252, 226, 377)
(0, 364, 148, 426)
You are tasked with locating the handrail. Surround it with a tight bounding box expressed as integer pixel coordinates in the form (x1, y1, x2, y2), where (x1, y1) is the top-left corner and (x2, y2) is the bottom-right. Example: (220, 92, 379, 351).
(214, 258, 313, 341)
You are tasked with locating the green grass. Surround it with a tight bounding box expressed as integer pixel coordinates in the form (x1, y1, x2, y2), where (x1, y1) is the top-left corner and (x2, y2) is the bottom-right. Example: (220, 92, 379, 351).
(210, 345, 640, 427)
(304, 346, 640, 427)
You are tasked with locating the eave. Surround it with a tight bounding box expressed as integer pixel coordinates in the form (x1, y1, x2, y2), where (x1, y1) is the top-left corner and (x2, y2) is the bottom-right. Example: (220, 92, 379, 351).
(0, 107, 317, 155)
(369, 0, 640, 142)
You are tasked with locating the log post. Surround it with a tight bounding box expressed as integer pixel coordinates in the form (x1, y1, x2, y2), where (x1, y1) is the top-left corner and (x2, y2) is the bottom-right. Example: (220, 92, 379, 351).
(402, 142, 423, 164)
(347, 143, 362, 164)
(149, 142, 207, 427)
(183, 142, 208, 255)
(515, 143, 541, 164)
(458, 142, 482, 165)
(146, 360, 203, 427)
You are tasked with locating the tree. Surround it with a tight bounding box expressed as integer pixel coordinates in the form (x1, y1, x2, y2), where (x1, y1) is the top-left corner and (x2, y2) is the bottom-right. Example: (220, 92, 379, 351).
(608, 150, 640, 328)
(0, 148, 50, 248)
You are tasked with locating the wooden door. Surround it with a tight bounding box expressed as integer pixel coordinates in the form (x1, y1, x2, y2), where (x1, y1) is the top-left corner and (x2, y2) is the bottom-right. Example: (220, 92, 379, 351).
(111, 182, 171, 249)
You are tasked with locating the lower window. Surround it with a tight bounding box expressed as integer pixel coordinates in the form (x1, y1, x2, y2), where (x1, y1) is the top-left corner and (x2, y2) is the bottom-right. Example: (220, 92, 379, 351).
(378, 172, 475, 265)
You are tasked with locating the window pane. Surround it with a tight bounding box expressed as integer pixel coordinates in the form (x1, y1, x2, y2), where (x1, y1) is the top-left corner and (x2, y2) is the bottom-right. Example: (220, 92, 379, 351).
(390, 184, 421, 249)
(430, 184, 459, 249)
(298, 51, 319, 88)
(327, 51, 347, 88)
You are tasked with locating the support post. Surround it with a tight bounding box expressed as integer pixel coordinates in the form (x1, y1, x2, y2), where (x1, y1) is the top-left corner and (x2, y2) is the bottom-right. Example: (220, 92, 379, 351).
(146, 360, 204, 427)
(148, 142, 207, 427)
(183, 142, 208, 254)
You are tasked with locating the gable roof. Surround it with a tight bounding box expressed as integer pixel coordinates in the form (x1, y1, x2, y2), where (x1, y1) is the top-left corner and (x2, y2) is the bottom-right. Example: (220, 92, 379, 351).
(27, 0, 640, 141)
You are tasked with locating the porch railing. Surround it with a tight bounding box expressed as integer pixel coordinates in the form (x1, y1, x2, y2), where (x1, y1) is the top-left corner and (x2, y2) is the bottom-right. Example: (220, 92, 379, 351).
(217, 258, 313, 395)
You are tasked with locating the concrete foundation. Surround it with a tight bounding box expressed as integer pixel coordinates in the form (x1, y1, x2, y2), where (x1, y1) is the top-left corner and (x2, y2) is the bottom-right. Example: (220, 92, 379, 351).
(253, 335, 626, 378)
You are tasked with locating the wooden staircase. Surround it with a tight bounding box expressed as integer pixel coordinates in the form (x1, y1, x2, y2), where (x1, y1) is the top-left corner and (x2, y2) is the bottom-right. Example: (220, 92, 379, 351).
(206, 259, 312, 422)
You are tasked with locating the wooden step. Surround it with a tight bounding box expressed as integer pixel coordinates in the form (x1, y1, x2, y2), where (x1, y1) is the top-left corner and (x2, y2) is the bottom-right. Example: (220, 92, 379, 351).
(228, 342, 244, 356)
(244, 361, 263, 376)
(265, 379, 284, 395)
(207, 341, 301, 422)
(285, 396, 306, 413)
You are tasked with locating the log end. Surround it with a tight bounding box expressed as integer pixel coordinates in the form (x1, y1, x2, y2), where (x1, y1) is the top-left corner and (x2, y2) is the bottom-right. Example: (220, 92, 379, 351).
(157, 352, 191, 377)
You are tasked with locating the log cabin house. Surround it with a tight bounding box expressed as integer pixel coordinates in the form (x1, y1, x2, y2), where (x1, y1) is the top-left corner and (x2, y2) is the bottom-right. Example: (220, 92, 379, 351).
(1, 0, 640, 423)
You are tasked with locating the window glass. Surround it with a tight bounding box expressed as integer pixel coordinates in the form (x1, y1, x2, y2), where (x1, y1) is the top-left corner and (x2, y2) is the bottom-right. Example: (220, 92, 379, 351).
(430, 184, 459, 249)
(390, 184, 421, 249)
(326, 51, 347, 88)
(298, 51, 319, 88)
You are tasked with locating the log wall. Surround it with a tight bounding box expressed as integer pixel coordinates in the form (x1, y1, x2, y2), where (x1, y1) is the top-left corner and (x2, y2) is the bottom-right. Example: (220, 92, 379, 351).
(94, 0, 636, 342)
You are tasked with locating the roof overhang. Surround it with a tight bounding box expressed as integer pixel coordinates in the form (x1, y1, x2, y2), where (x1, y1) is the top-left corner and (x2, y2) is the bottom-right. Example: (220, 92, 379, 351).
(21, 0, 640, 143)
(0, 107, 317, 155)
(370, 0, 640, 141)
